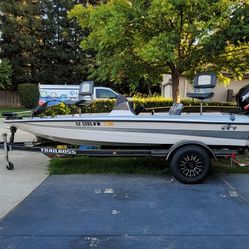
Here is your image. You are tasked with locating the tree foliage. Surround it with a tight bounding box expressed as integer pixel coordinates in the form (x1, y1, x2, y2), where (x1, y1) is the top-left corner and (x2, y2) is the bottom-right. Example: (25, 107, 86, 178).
(69, 0, 249, 101)
(38, 0, 90, 84)
(0, 0, 103, 88)
(0, 0, 42, 88)
(0, 59, 12, 90)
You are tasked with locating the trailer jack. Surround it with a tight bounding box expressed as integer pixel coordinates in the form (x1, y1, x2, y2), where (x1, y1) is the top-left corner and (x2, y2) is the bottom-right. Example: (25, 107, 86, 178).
(2, 133, 14, 170)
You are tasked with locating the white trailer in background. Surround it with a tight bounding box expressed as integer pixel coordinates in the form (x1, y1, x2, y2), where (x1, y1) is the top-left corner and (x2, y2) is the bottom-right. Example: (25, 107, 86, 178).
(38, 82, 118, 106)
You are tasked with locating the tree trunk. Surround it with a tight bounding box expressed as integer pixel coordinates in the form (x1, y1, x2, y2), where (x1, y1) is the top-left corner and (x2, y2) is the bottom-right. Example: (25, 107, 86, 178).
(147, 81, 152, 96)
(171, 71, 180, 103)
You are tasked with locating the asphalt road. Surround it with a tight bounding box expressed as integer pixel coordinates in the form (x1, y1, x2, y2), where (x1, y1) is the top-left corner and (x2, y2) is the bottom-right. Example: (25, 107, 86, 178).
(0, 174, 249, 249)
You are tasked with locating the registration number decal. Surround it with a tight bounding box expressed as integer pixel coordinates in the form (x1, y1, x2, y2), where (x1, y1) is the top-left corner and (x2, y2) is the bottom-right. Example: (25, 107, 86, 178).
(75, 121, 101, 127)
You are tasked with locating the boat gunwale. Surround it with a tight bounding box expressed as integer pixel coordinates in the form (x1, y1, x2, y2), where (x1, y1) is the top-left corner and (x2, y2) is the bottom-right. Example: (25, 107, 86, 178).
(4, 116, 249, 125)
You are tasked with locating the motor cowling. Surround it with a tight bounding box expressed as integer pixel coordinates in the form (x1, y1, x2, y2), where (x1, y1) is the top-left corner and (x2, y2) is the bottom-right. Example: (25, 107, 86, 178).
(236, 84, 249, 114)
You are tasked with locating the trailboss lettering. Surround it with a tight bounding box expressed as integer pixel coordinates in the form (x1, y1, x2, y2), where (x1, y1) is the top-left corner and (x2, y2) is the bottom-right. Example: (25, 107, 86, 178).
(40, 148, 76, 155)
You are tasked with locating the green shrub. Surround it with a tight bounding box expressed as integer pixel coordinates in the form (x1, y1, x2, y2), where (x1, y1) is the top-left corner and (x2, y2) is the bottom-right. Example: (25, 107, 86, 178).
(81, 99, 115, 113)
(18, 83, 39, 108)
(43, 96, 238, 116)
(43, 103, 71, 116)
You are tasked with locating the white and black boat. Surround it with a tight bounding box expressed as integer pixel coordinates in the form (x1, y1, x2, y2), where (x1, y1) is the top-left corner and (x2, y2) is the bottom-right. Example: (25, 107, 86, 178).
(3, 105, 249, 149)
(3, 74, 249, 150)
(1, 73, 249, 183)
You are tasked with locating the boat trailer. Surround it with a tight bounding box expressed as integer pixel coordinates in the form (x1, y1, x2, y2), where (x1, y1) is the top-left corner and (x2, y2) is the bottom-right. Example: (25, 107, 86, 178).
(0, 132, 240, 170)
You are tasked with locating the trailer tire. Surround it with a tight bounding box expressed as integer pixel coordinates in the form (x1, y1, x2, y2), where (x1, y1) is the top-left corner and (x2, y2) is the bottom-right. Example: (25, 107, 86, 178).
(170, 145, 211, 184)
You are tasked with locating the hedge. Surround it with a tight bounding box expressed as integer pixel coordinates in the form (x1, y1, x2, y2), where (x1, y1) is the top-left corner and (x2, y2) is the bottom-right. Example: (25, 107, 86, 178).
(43, 96, 238, 116)
(18, 83, 39, 108)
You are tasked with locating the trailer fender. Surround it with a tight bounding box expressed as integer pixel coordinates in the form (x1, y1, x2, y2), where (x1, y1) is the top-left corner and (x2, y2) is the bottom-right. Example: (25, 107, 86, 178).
(166, 140, 216, 161)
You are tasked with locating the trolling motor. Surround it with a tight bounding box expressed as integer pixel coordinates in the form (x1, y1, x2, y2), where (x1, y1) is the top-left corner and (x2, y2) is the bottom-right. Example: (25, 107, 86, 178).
(236, 84, 249, 114)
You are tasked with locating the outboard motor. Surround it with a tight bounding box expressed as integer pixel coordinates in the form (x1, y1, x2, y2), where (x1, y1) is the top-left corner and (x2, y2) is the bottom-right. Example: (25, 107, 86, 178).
(236, 84, 249, 114)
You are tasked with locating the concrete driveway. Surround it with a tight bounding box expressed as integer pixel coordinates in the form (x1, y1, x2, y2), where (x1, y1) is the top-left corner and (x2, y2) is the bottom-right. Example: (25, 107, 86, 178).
(1, 119, 249, 249)
(0, 118, 49, 219)
(0, 174, 249, 249)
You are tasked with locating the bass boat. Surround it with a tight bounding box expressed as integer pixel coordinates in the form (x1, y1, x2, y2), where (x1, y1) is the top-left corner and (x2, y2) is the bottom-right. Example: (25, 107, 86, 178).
(2, 74, 249, 184)
(3, 76, 249, 151)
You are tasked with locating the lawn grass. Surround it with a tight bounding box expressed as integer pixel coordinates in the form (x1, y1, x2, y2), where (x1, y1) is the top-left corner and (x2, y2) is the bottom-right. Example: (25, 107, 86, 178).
(48, 153, 249, 176)
(49, 157, 169, 175)
(213, 153, 249, 174)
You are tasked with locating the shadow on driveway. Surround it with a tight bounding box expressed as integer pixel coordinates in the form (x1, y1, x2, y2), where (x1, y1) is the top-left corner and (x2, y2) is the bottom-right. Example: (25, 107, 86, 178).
(0, 174, 249, 249)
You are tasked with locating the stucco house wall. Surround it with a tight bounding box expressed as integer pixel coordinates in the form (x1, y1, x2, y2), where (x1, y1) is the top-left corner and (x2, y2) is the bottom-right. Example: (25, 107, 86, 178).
(161, 74, 249, 102)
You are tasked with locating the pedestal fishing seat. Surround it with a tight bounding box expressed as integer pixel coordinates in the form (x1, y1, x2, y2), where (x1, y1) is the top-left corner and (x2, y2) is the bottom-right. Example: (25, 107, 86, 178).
(187, 72, 217, 114)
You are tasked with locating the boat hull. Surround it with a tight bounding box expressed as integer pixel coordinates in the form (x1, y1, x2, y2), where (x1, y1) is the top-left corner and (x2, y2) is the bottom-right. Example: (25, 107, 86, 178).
(5, 113, 249, 148)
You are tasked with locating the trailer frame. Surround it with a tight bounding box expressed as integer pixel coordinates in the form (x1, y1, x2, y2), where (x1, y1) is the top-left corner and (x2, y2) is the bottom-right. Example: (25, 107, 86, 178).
(1, 132, 237, 169)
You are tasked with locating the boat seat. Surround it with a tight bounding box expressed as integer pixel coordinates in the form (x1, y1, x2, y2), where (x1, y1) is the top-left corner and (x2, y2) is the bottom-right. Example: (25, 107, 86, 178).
(187, 92, 214, 100)
(169, 103, 183, 115)
(77, 81, 94, 105)
(187, 72, 217, 114)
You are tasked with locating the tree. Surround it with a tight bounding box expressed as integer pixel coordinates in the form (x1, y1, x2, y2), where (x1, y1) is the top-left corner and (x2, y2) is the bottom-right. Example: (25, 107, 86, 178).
(200, 2, 249, 85)
(38, 0, 90, 84)
(0, 0, 103, 87)
(69, 0, 249, 101)
(0, 0, 42, 88)
(0, 59, 12, 89)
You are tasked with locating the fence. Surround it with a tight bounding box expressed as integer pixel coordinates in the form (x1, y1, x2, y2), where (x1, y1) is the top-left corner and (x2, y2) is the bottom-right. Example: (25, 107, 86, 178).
(0, 91, 21, 107)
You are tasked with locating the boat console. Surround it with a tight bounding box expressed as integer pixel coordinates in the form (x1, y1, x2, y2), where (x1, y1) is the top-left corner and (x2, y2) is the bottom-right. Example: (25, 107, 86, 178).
(110, 94, 146, 115)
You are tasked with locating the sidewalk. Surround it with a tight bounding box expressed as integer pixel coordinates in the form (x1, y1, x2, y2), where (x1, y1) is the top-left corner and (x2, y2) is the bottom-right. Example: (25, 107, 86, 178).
(0, 118, 49, 219)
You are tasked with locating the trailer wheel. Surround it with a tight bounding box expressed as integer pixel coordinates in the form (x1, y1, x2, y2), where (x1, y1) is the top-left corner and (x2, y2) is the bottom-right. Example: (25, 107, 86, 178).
(6, 162, 14, 170)
(170, 145, 211, 184)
